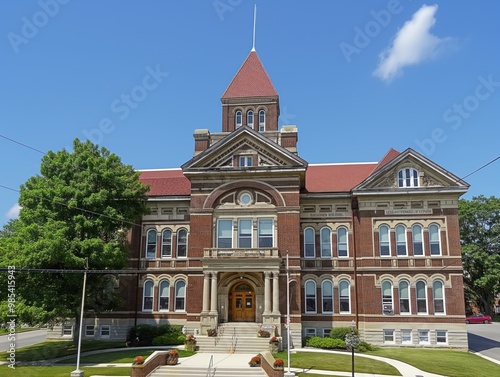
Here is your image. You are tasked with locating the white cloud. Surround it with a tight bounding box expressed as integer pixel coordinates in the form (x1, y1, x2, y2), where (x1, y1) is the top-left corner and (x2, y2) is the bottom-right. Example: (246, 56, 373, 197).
(6, 203, 21, 220)
(374, 4, 453, 82)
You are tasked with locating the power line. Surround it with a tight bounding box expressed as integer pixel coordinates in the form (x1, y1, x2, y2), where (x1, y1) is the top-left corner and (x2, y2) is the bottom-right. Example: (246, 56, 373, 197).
(460, 156, 500, 180)
(0, 134, 46, 154)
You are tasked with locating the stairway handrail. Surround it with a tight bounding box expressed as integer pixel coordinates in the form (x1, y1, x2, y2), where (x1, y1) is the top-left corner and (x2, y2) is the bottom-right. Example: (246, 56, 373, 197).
(205, 354, 215, 377)
(230, 327, 237, 353)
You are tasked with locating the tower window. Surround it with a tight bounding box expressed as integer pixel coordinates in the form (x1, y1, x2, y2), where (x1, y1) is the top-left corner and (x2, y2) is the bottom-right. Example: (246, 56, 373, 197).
(258, 110, 265, 131)
(239, 156, 252, 167)
(235, 111, 242, 128)
(398, 168, 419, 187)
(247, 110, 254, 127)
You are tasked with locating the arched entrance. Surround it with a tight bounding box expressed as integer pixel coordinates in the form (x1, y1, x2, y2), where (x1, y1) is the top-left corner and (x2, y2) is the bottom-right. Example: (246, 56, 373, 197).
(228, 281, 255, 322)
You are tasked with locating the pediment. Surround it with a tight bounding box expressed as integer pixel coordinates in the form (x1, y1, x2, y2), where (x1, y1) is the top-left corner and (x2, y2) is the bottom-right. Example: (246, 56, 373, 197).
(182, 126, 307, 172)
(353, 148, 469, 193)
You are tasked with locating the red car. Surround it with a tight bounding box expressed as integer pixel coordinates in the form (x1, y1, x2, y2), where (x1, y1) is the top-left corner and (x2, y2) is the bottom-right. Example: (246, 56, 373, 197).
(465, 314, 492, 324)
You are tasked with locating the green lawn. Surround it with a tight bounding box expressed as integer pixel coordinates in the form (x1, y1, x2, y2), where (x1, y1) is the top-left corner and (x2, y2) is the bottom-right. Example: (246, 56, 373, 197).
(0, 366, 129, 377)
(56, 348, 195, 364)
(0, 327, 39, 335)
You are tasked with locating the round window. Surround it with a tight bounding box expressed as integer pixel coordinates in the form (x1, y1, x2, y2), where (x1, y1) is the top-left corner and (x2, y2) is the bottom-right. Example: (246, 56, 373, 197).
(239, 192, 252, 206)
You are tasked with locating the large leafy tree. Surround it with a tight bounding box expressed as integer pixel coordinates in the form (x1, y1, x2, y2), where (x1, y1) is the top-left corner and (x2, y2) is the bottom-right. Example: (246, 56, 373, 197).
(459, 195, 500, 316)
(0, 139, 149, 334)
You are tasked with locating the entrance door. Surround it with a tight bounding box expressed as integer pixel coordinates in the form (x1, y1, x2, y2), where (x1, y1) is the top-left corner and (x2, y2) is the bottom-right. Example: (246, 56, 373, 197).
(229, 282, 255, 322)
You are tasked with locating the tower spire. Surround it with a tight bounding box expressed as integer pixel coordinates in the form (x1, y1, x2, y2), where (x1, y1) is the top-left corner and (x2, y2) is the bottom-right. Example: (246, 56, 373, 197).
(251, 4, 256, 52)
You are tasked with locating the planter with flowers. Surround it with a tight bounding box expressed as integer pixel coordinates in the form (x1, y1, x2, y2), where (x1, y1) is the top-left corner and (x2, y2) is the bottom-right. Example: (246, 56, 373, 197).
(184, 334, 197, 351)
(273, 358, 284, 370)
(269, 336, 280, 352)
(133, 355, 145, 365)
(248, 355, 261, 367)
(166, 349, 179, 365)
(258, 329, 271, 338)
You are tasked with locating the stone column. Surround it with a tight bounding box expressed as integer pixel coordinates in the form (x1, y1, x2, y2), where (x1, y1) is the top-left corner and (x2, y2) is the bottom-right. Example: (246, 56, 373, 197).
(202, 272, 210, 313)
(210, 272, 218, 314)
(272, 271, 280, 314)
(264, 271, 271, 315)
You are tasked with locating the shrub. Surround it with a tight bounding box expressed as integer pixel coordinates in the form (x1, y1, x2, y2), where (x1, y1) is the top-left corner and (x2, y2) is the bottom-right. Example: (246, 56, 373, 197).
(152, 333, 186, 346)
(306, 336, 346, 349)
(128, 324, 185, 347)
(329, 327, 358, 340)
(258, 330, 271, 337)
(357, 341, 377, 352)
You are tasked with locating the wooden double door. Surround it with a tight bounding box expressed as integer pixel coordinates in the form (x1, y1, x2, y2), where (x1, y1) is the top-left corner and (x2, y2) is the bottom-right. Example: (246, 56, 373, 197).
(228, 282, 255, 322)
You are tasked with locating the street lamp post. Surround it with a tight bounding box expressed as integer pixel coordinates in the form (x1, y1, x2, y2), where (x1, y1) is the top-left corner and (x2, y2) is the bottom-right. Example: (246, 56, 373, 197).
(346, 320, 360, 377)
(71, 259, 88, 377)
(350, 321, 355, 377)
(284, 253, 295, 377)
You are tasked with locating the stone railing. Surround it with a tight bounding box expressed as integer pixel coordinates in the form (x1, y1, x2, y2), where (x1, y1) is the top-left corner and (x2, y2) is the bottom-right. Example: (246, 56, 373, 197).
(261, 351, 285, 377)
(130, 350, 168, 377)
(204, 248, 280, 258)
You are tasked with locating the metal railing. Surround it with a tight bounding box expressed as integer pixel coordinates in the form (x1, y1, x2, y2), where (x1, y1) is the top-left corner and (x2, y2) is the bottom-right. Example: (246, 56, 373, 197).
(203, 248, 279, 258)
(205, 354, 215, 377)
(229, 327, 237, 353)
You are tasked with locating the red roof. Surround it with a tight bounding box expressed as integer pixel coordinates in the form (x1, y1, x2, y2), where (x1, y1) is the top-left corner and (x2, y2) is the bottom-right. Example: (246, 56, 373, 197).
(372, 148, 400, 172)
(139, 169, 190, 196)
(305, 163, 378, 193)
(221, 51, 278, 99)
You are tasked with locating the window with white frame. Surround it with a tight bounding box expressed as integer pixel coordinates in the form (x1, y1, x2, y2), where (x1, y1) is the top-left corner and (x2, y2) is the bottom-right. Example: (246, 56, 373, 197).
(337, 227, 348, 257)
(412, 224, 424, 256)
(399, 280, 411, 314)
(418, 329, 430, 344)
(177, 229, 187, 257)
(433, 280, 445, 314)
(304, 328, 317, 337)
(304, 227, 315, 258)
(395, 225, 407, 256)
(235, 111, 242, 128)
(143, 280, 154, 311)
(322, 328, 331, 337)
(159, 280, 170, 311)
(258, 219, 273, 247)
(217, 219, 233, 248)
(258, 110, 265, 131)
(320, 227, 332, 258)
(146, 229, 157, 259)
(247, 110, 254, 127)
(382, 280, 393, 314)
(62, 324, 73, 337)
(436, 330, 448, 344)
(239, 156, 252, 167)
(398, 168, 419, 187)
(322, 280, 334, 313)
(401, 329, 412, 344)
(379, 225, 390, 256)
(383, 329, 395, 343)
(416, 281, 428, 314)
(238, 219, 252, 248)
(429, 224, 441, 256)
(85, 325, 95, 337)
(100, 325, 110, 338)
(339, 280, 350, 313)
(161, 229, 172, 258)
(175, 280, 186, 311)
(305, 280, 317, 313)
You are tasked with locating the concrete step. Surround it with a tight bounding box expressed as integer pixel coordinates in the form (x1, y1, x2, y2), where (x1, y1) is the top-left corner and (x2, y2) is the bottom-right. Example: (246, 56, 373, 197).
(196, 336, 271, 354)
(150, 365, 267, 377)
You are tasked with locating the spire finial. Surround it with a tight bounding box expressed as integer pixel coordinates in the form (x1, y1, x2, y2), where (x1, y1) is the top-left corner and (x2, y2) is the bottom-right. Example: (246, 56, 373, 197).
(251, 4, 256, 52)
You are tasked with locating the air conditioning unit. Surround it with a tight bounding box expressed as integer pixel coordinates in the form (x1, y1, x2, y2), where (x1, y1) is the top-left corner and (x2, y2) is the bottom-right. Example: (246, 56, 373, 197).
(383, 304, 394, 315)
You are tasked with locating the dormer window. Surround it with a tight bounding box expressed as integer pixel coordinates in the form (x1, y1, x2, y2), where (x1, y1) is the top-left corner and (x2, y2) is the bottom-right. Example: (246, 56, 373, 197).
(258, 110, 265, 131)
(235, 111, 242, 128)
(239, 156, 252, 167)
(398, 168, 419, 188)
(247, 110, 254, 127)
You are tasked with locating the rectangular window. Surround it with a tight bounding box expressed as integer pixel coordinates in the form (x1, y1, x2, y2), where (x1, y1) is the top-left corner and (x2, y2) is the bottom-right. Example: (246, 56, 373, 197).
(379, 226, 390, 256)
(383, 329, 395, 344)
(239, 156, 252, 167)
(85, 325, 95, 337)
(401, 329, 412, 344)
(258, 219, 273, 248)
(62, 324, 73, 337)
(322, 328, 331, 337)
(396, 225, 407, 256)
(100, 325, 111, 338)
(305, 328, 317, 337)
(418, 330, 430, 344)
(436, 330, 448, 344)
(217, 219, 233, 248)
(238, 219, 252, 248)
(337, 228, 348, 258)
(412, 225, 424, 256)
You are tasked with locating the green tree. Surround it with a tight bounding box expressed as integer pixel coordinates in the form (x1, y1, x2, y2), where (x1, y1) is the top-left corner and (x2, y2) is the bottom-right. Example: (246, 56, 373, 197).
(459, 195, 500, 316)
(0, 139, 149, 336)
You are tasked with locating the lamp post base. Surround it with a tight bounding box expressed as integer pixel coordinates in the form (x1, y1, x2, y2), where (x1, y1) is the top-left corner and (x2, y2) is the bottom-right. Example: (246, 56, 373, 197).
(70, 370, 84, 377)
(284, 372, 296, 377)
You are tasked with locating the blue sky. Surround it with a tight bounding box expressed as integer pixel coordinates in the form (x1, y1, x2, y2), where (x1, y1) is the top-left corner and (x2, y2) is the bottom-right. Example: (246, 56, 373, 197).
(1, 0, 499, 226)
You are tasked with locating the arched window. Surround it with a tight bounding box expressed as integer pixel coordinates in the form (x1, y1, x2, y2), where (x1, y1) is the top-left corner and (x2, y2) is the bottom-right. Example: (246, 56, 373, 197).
(320, 227, 332, 258)
(339, 280, 350, 313)
(321, 280, 333, 313)
(142, 280, 154, 311)
(382, 280, 393, 314)
(305, 280, 316, 313)
(379, 225, 390, 256)
(429, 224, 441, 256)
(146, 229, 157, 259)
(235, 111, 242, 128)
(258, 110, 265, 131)
(433, 280, 445, 314)
(396, 225, 407, 256)
(177, 229, 187, 258)
(412, 224, 424, 256)
(398, 168, 419, 187)
(399, 280, 410, 314)
(304, 227, 315, 258)
(247, 110, 254, 127)
(416, 280, 427, 314)
(175, 280, 186, 311)
(337, 227, 348, 257)
(161, 229, 172, 258)
(159, 280, 170, 311)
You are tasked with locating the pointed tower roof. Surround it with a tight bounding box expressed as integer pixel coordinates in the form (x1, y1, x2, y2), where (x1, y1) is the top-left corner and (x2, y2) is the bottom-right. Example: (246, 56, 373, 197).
(221, 51, 278, 99)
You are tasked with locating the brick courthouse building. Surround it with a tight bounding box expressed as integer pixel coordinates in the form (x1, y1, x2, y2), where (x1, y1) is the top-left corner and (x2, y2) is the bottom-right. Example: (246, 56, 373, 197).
(61, 49, 470, 348)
